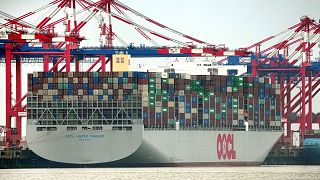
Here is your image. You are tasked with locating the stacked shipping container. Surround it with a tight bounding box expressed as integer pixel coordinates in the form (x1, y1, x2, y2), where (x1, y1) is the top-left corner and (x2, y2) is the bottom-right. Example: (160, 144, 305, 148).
(27, 72, 282, 128)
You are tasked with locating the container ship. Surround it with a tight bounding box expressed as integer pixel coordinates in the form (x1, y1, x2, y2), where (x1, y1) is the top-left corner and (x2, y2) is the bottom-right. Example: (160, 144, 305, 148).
(9, 55, 281, 168)
(301, 135, 320, 165)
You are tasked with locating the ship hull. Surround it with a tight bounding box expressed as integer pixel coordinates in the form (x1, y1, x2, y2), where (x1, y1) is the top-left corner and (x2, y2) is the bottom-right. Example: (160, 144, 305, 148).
(13, 125, 284, 168)
(302, 145, 320, 165)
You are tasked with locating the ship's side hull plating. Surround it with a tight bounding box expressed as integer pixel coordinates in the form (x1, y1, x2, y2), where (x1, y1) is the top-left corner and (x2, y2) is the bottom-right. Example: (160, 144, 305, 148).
(26, 125, 282, 167)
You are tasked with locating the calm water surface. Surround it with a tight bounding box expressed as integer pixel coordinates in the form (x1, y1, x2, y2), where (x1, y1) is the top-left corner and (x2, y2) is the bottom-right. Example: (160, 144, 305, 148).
(0, 166, 319, 180)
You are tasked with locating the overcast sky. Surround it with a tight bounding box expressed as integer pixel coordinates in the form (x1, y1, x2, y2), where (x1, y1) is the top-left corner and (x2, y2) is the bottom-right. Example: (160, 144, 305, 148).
(0, 0, 320, 135)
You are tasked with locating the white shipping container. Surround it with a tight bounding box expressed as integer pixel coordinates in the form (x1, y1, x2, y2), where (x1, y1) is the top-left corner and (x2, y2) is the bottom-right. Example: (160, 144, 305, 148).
(142, 101, 149, 107)
(168, 102, 174, 107)
(142, 85, 148, 91)
(78, 89, 83, 95)
(103, 84, 108, 89)
(141, 89, 147, 94)
(142, 96, 148, 101)
(270, 121, 276, 126)
(33, 72, 38, 77)
(192, 108, 197, 114)
(93, 89, 99, 95)
(203, 114, 209, 119)
(185, 113, 191, 119)
(248, 120, 254, 126)
(161, 73, 168, 78)
(259, 78, 264, 83)
(233, 120, 238, 126)
(227, 87, 232, 92)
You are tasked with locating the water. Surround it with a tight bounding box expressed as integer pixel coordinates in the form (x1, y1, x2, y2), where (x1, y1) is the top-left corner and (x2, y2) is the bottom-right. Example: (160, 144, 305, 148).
(1, 166, 320, 180)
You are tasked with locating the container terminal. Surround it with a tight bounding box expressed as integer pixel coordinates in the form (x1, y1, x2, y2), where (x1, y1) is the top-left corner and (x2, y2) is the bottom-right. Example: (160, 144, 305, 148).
(0, 0, 320, 168)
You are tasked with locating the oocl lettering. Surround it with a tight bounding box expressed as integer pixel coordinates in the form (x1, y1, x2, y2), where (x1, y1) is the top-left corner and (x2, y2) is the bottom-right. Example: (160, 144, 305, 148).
(216, 133, 236, 160)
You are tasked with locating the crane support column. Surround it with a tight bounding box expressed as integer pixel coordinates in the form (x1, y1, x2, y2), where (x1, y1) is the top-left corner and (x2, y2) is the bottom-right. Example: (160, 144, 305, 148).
(15, 57, 22, 144)
(301, 63, 306, 137)
(307, 71, 313, 131)
(5, 43, 12, 147)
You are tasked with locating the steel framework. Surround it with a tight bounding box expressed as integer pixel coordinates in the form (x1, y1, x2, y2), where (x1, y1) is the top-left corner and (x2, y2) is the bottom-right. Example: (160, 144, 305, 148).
(245, 16, 320, 139)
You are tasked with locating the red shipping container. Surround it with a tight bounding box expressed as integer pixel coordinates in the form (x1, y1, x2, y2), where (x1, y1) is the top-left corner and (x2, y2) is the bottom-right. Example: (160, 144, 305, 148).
(169, 107, 174, 120)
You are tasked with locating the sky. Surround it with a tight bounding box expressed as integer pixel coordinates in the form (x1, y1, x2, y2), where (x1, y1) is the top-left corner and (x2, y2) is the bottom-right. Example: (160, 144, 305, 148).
(0, 0, 320, 135)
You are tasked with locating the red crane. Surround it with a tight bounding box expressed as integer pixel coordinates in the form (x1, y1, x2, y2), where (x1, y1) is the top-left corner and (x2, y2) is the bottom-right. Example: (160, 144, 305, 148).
(245, 16, 320, 139)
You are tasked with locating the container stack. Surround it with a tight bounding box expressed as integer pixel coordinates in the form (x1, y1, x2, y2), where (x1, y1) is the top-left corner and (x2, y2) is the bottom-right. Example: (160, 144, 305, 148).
(28, 72, 282, 128)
